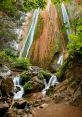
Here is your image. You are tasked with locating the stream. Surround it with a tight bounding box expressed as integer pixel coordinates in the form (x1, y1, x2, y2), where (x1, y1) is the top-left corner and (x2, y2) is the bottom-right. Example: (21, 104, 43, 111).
(13, 55, 63, 99)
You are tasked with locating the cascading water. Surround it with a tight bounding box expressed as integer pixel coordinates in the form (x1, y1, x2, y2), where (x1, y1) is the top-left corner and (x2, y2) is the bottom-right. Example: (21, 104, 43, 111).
(13, 9, 40, 100)
(13, 76, 24, 100)
(42, 75, 59, 96)
(57, 54, 63, 65)
(20, 8, 40, 58)
(61, 3, 71, 41)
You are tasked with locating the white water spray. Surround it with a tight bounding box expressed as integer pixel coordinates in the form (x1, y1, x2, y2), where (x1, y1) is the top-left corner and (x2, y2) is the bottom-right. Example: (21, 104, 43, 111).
(61, 3, 71, 41)
(13, 76, 24, 100)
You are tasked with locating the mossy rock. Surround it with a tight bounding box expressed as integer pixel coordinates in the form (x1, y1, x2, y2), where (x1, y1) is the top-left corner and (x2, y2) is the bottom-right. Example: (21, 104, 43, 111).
(20, 71, 32, 86)
(38, 70, 51, 81)
(23, 82, 33, 94)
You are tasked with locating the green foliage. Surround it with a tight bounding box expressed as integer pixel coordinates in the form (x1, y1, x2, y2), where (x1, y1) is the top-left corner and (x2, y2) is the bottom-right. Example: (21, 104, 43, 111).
(0, 0, 46, 16)
(68, 78, 81, 88)
(23, 82, 33, 93)
(4, 48, 17, 57)
(14, 58, 30, 70)
(0, 0, 17, 16)
(0, 51, 13, 65)
(67, 18, 82, 56)
(52, 0, 71, 4)
(34, 15, 44, 40)
(38, 71, 44, 80)
(38, 70, 51, 80)
(20, 71, 32, 85)
(46, 87, 54, 96)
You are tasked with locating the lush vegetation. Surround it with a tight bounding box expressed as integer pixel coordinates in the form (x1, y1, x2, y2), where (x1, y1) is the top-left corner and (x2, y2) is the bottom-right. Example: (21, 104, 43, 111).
(68, 18, 82, 56)
(23, 82, 33, 93)
(13, 58, 30, 70)
(20, 71, 32, 85)
(0, 0, 46, 16)
(38, 70, 51, 80)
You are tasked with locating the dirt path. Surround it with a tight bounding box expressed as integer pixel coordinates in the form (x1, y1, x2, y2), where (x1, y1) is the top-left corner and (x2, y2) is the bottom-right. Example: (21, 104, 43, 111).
(34, 102, 82, 117)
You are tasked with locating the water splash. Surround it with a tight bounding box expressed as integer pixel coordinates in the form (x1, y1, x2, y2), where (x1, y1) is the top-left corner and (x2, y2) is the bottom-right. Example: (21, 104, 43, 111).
(61, 3, 71, 41)
(20, 8, 40, 58)
(42, 75, 59, 96)
(13, 76, 24, 100)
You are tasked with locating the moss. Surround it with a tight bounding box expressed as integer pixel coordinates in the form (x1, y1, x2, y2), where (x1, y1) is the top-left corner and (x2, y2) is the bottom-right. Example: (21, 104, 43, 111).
(68, 78, 81, 89)
(46, 87, 54, 96)
(13, 58, 30, 70)
(38, 70, 51, 80)
(23, 82, 33, 94)
(20, 71, 32, 85)
(34, 14, 44, 40)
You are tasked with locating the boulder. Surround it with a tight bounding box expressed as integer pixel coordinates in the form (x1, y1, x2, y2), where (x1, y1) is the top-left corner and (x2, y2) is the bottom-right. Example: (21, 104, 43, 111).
(1, 77, 14, 97)
(40, 103, 48, 108)
(0, 65, 11, 77)
(0, 102, 9, 116)
(50, 64, 60, 73)
(13, 100, 27, 109)
(28, 66, 42, 75)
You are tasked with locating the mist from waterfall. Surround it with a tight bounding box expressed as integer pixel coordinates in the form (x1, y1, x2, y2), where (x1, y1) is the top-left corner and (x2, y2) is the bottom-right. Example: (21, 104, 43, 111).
(13, 76, 24, 100)
(20, 8, 40, 58)
(61, 3, 71, 41)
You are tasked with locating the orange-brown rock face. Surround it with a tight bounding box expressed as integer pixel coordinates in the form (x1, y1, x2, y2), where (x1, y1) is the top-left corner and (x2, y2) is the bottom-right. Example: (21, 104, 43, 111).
(29, 4, 62, 69)
(75, 0, 82, 4)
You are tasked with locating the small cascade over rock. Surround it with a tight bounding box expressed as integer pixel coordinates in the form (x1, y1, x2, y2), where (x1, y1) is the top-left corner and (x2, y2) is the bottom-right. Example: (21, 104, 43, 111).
(13, 76, 24, 100)
(61, 3, 71, 41)
(57, 54, 63, 65)
(42, 75, 59, 96)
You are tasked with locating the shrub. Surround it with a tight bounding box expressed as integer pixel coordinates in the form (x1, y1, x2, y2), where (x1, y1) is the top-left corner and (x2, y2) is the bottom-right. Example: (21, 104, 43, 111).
(38, 70, 51, 80)
(20, 71, 32, 85)
(23, 82, 33, 93)
(38, 71, 44, 80)
(0, 51, 13, 65)
(4, 48, 17, 57)
(14, 58, 30, 70)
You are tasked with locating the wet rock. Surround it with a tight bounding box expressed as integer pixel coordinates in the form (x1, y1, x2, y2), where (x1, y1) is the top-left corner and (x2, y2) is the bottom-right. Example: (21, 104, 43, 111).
(13, 100, 27, 109)
(0, 102, 9, 115)
(32, 76, 43, 85)
(0, 65, 11, 77)
(28, 66, 42, 75)
(1, 77, 13, 97)
(28, 114, 33, 117)
(50, 64, 60, 73)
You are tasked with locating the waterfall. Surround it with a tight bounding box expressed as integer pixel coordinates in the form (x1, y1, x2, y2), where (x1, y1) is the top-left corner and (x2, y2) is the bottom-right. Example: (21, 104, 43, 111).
(13, 76, 24, 100)
(42, 75, 59, 96)
(57, 54, 63, 65)
(20, 8, 40, 58)
(61, 3, 71, 41)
